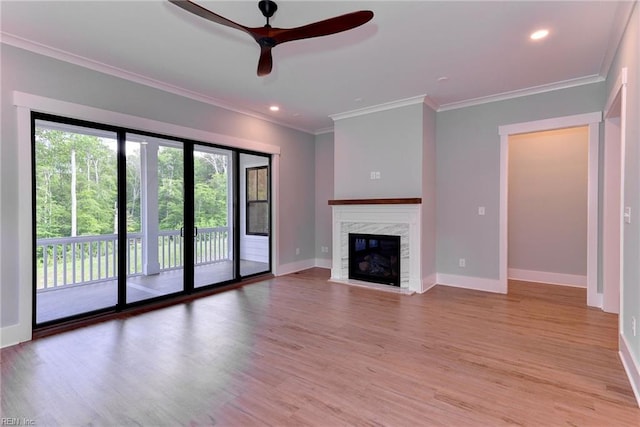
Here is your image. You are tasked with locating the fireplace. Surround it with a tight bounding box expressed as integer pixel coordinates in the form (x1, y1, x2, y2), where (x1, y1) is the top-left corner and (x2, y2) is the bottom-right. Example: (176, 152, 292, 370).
(349, 233, 400, 286)
(329, 199, 425, 293)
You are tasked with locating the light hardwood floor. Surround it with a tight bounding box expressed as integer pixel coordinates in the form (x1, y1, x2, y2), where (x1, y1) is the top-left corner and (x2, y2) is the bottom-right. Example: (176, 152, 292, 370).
(2, 268, 639, 426)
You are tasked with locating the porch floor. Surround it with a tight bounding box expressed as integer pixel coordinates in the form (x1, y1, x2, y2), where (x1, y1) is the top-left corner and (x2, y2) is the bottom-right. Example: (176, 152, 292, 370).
(36, 260, 268, 324)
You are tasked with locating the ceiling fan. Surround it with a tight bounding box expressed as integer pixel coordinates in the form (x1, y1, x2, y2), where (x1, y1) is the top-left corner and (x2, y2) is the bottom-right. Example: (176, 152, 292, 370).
(169, 0, 374, 76)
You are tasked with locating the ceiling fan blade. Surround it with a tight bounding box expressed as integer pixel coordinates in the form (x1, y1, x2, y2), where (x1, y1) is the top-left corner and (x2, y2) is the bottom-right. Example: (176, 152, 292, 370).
(257, 46, 273, 76)
(272, 10, 374, 44)
(169, 0, 251, 35)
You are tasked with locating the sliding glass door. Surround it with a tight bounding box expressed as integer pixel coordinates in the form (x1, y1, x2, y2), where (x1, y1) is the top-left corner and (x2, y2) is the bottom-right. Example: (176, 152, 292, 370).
(34, 119, 119, 323)
(125, 135, 185, 303)
(33, 114, 272, 326)
(194, 145, 234, 287)
(239, 153, 270, 277)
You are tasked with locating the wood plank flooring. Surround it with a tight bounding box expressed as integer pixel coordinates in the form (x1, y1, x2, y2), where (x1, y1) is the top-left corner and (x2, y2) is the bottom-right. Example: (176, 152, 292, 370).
(36, 260, 269, 323)
(2, 268, 639, 426)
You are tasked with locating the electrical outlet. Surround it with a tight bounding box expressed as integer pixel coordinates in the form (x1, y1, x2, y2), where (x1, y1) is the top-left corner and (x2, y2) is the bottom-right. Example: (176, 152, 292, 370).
(321, 246, 329, 253)
(374, 171, 381, 180)
(295, 248, 300, 255)
(624, 207, 631, 224)
(370, 171, 376, 180)
(459, 258, 466, 268)
(478, 206, 485, 216)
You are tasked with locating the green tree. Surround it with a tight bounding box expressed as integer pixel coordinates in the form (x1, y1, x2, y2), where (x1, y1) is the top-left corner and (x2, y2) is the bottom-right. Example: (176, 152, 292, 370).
(35, 128, 117, 238)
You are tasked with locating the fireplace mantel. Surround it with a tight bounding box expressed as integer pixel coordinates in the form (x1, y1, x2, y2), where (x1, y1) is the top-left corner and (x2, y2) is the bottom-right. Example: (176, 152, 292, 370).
(328, 198, 421, 206)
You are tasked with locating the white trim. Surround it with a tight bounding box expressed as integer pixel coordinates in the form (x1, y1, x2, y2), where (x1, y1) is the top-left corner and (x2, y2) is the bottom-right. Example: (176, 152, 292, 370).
(0, 324, 31, 349)
(602, 67, 627, 314)
(5, 92, 281, 346)
(13, 92, 281, 155)
(498, 111, 602, 136)
(328, 278, 415, 295)
(508, 268, 586, 287)
(315, 258, 332, 269)
(330, 95, 427, 122)
(439, 75, 604, 112)
(436, 274, 505, 294)
(619, 333, 640, 407)
(598, 2, 637, 78)
(275, 259, 317, 276)
(1, 32, 312, 135)
(314, 127, 335, 136)
(605, 68, 629, 114)
(423, 96, 439, 112)
(421, 273, 438, 293)
(330, 204, 422, 293)
(498, 112, 602, 308)
(1, 104, 34, 347)
(586, 120, 601, 307)
(270, 154, 280, 279)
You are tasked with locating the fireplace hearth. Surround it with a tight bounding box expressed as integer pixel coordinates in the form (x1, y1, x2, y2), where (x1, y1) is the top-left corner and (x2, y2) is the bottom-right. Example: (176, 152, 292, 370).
(349, 233, 400, 286)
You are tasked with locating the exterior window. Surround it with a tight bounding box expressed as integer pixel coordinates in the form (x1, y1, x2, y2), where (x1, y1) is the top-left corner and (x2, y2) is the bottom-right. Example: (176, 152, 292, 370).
(246, 166, 269, 235)
(242, 166, 269, 236)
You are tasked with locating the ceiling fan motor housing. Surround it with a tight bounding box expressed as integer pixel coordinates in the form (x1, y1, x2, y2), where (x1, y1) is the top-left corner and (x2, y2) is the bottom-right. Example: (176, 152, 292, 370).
(258, 1, 278, 20)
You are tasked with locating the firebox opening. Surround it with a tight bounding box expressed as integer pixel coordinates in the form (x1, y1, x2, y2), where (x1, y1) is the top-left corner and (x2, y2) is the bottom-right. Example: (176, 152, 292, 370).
(348, 233, 400, 287)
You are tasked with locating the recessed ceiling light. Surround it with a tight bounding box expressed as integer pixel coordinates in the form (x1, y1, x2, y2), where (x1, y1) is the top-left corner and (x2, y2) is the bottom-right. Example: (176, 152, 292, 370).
(269, 105, 280, 112)
(530, 29, 549, 40)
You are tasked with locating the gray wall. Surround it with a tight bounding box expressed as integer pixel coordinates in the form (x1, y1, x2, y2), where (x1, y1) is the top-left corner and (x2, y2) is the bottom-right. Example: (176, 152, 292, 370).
(508, 127, 588, 277)
(314, 132, 334, 261)
(333, 104, 424, 199)
(606, 4, 640, 369)
(1, 45, 316, 328)
(436, 83, 605, 280)
(422, 105, 437, 280)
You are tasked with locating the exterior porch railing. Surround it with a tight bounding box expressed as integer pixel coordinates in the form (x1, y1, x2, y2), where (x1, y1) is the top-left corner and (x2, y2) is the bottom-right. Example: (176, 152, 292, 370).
(35, 227, 230, 291)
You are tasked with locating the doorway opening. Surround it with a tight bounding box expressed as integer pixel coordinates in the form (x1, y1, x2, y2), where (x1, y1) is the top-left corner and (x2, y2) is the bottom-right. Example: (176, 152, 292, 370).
(498, 112, 601, 306)
(507, 126, 589, 290)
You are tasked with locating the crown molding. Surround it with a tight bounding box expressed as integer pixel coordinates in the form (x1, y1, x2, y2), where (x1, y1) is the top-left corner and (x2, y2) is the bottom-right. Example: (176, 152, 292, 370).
(330, 94, 429, 122)
(1, 32, 314, 135)
(438, 75, 605, 112)
(314, 127, 335, 136)
(423, 96, 439, 111)
(599, 0, 636, 79)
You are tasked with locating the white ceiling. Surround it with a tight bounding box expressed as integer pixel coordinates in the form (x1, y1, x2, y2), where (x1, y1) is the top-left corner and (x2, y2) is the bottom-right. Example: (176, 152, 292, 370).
(1, 1, 634, 134)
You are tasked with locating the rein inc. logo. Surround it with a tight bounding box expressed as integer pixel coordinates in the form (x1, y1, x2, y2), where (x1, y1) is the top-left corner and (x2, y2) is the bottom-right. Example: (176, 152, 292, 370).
(1, 419, 35, 426)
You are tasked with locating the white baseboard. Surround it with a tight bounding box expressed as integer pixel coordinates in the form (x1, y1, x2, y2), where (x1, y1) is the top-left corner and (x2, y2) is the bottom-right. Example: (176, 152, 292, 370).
(619, 333, 640, 407)
(421, 273, 437, 293)
(314, 258, 332, 269)
(436, 273, 506, 294)
(1, 322, 32, 349)
(275, 259, 317, 276)
(508, 268, 587, 287)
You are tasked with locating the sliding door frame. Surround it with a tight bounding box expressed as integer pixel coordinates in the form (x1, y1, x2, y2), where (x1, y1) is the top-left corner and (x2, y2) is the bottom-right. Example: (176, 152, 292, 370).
(31, 112, 273, 327)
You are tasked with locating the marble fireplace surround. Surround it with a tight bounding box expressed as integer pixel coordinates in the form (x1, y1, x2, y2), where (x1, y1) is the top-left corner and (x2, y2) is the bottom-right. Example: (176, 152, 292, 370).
(329, 198, 422, 294)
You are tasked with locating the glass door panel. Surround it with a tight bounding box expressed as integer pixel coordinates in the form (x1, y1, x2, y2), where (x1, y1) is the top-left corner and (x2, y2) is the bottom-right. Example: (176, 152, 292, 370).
(239, 153, 270, 277)
(193, 145, 234, 287)
(34, 119, 119, 324)
(126, 135, 184, 303)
